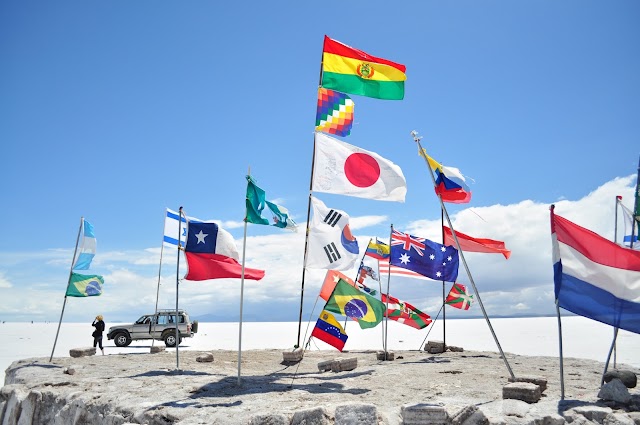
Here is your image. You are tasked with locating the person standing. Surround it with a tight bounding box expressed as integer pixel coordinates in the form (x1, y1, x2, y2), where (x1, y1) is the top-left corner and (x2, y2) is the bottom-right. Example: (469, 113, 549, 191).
(92, 315, 105, 355)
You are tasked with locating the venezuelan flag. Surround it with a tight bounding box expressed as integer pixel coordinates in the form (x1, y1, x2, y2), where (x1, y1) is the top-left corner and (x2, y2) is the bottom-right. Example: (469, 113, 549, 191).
(311, 310, 348, 351)
(321, 36, 406, 100)
(422, 151, 472, 204)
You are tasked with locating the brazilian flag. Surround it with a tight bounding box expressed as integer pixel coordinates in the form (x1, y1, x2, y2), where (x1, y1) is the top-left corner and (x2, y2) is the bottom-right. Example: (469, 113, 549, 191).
(324, 279, 384, 329)
(66, 273, 104, 297)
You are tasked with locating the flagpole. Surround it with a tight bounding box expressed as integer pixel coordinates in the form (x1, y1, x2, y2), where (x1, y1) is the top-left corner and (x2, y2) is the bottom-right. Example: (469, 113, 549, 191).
(383, 225, 393, 357)
(295, 131, 318, 349)
(175, 207, 183, 371)
(551, 206, 565, 399)
(151, 209, 167, 350)
(632, 155, 640, 249)
(412, 130, 515, 380)
(50, 217, 84, 362)
(238, 169, 251, 385)
(440, 208, 446, 348)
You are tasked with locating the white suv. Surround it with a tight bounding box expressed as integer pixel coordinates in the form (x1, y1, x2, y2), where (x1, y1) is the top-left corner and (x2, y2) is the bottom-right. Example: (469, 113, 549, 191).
(106, 309, 198, 347)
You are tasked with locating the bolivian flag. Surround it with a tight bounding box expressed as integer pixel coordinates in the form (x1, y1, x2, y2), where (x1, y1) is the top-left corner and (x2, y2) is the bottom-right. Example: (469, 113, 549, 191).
(66, 273, 104, 297)
(321, 35, 406, 101)
(324, 279, 384, 329)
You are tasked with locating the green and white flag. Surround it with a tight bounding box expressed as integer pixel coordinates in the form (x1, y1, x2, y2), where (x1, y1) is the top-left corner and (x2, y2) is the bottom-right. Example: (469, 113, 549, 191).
(66, 273, 104, 297)
(245, 175, 297, 231)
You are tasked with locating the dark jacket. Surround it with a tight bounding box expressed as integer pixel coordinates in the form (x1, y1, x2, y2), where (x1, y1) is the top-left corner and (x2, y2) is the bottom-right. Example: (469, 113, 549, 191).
(92, 320, 105, 337)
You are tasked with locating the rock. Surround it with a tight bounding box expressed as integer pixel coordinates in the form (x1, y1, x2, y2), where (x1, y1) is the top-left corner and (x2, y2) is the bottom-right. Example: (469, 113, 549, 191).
(291, 407, 330, 425)
(502, 382, 541, 403)
(249, 413, 290, 424)
(424, 340, 446, 354)
(448, 345, 464, 352)
(603, 412, 635, 425)
(282, 348, 303, 364)
(376, 351, 394, 361)
(68, 347, 96, 358)
(317, 359, 335, 372)
(566, 405, 613, 423)
(401, 403, 449, 425)
(603, 370, 637, 388)
(598, 378, 631, 404)
(450, 405, 478, 425)
(508, 375, 548, 392)
(334, 403, 378, 425)
(501, 399, 531, 417)
(150, 345, 165, 353)
(196, 353, 214, 363)
(331, 357, 357, 372)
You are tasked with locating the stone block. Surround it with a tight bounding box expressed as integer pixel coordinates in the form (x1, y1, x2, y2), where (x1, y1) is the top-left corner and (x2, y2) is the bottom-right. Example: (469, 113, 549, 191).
(334, 403, 378, 425)
(502, 382, 541, 403)
(448, 345, 464, 352)
(282, 348, 303, 364)
(508, 375, 548, 392)
(376, 350, 394, 361)
(317, 359, 335, 372)
(401, 403, 449, 425)
(450, 405, 478, 425)
(249, 413, 290, 425)
(150, 345, 165, 353)
(69, 347, 96, 358)
(603, 369, 637, 388)
(196, 352, 214, 363)
(331, 357, 358, 372)
(424, 340, 445, 354)
(291, 407, 330, 425)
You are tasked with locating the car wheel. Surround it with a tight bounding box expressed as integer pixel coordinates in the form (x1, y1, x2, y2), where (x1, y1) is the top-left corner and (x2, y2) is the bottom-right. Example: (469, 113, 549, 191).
(164, 332, 178, 347)
(114, 332, 131, 347)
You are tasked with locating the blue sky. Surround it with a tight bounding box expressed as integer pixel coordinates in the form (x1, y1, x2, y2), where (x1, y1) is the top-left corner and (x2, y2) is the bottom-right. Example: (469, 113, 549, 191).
(1, 1, 639, 328)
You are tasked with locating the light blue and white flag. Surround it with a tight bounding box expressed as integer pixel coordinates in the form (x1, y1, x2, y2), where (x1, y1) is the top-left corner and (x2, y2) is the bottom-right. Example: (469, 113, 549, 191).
(73, 219, 96, 270)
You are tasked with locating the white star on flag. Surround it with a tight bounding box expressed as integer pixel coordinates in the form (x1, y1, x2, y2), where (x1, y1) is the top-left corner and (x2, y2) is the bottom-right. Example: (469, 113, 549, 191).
(195, 230, 208, 244)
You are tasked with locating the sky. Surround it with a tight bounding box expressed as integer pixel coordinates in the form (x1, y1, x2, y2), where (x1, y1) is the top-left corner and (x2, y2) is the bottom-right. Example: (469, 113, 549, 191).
(1, 1, 639, 326)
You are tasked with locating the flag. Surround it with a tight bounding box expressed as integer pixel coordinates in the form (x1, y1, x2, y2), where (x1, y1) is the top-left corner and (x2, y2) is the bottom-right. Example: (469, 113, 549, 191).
(319, 270, 358, 301)
(381, 293, 431, 329)
(163, 208, 189, 248)
(445, 283, 473, 310)
(315, 88, 354, 137)
(306, 197, 359, 271)
(443, 226, 511, 259)
(356, 264, 378, 295)
(66, 273, 104, 297)
(313, 132, 406, 202)
(620, 202, 639, 249)
(311, 310, 348, 351)
(365, 238, 390, 260)
(321, 35, 406, 100)
(390, 229, 459, 282)
(378, 259, 435, 281)
(421, 150, 471, 204)
(245, 175, 297, 230)
(551, 210, 640, 334)
(324, 279, 385, 329)
(184, 221, 265, 281)
(73, 219, 96, 270)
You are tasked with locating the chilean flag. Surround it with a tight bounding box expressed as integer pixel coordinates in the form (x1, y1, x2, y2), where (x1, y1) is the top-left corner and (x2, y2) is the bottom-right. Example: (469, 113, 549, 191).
(184, 222, 265, 281)
(551, 209, 640, 334)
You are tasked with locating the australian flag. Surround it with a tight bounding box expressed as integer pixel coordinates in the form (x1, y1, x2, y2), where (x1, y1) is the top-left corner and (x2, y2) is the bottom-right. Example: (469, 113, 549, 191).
(389, 229, 459, 282)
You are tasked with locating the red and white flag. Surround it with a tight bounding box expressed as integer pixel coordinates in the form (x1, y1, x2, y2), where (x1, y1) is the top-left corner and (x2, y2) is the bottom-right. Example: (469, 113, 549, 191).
(312, 132, 406, 202)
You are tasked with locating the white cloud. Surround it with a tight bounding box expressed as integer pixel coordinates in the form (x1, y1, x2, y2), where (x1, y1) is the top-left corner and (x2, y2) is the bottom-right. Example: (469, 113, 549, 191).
(0, 175, 636, 323)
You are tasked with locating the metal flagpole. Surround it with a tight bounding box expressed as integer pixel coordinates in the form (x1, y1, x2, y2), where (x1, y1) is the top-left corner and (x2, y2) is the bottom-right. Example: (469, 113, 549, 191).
(238, 168, 251, 385)
(551, 204, 565, 399)
(151, 209, 168, 349)
(412, 130, 515, 380)
(383, 225, 393, 358)
(441, 209, 446, 348)
(50, 217, 84, 362)
(175, 207, 184, 371)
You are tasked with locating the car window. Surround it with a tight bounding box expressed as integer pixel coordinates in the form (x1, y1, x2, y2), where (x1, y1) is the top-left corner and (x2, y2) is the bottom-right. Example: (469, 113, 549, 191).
(135, 316, 149, 324)
(157, 315, 168, 325)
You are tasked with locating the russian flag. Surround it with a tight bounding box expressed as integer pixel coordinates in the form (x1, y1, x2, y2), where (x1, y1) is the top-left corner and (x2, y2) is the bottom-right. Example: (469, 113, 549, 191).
(551, 210, 640, 334)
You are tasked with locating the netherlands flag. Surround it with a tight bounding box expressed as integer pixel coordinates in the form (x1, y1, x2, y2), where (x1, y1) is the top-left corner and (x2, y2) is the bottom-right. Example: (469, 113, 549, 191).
(551, 209, 640, 334)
